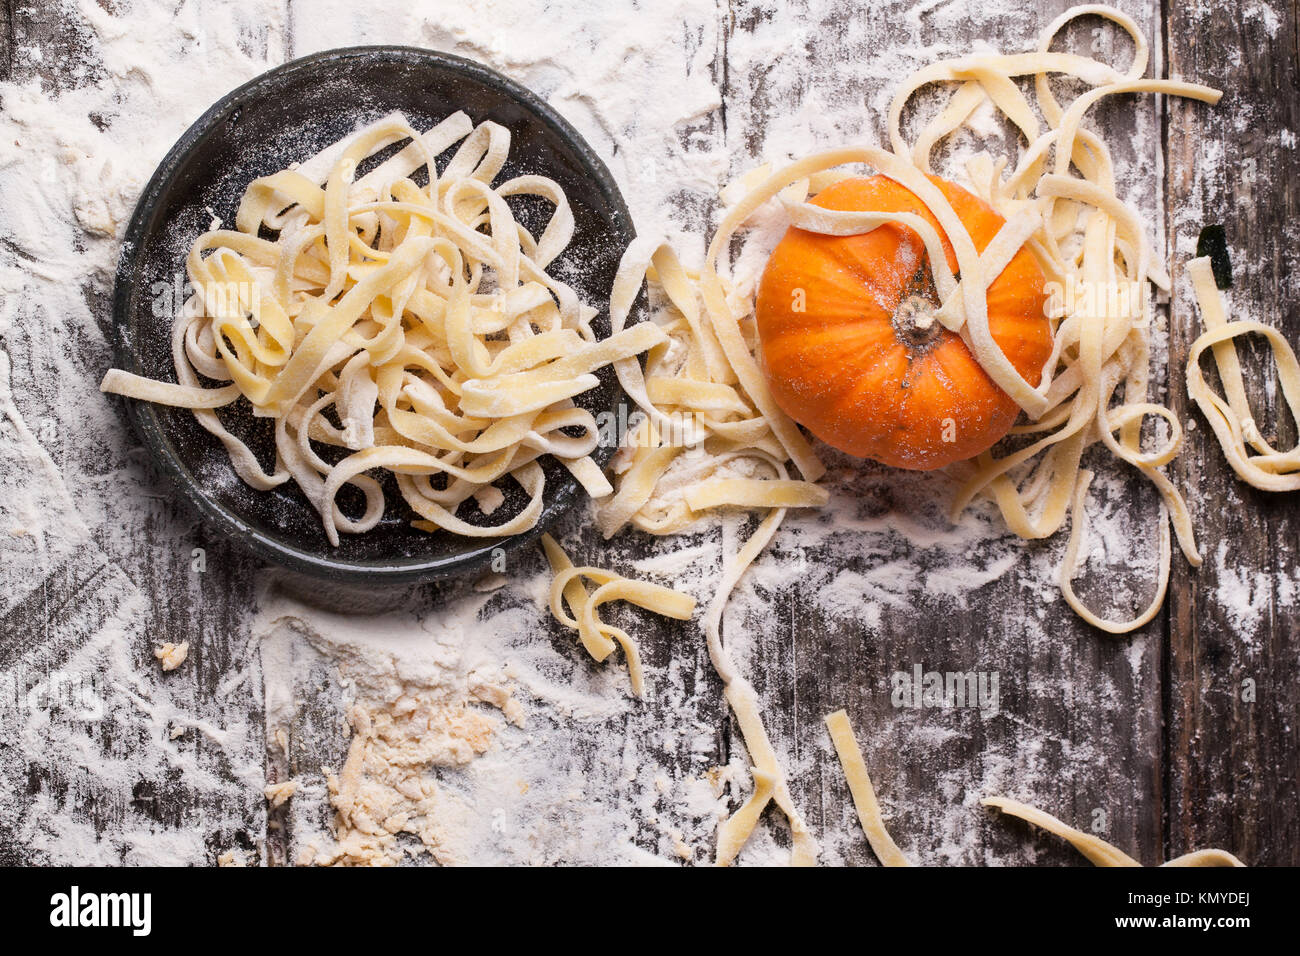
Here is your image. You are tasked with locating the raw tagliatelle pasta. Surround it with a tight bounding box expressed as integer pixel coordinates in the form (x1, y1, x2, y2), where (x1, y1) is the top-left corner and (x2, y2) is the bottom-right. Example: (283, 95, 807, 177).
(827, 708, 1244, 867)
(824, 709, 912, 867)
(1186, 256, 1300, 491)
(101, 111, 665, 543)
(593, 236, 829, 864)
(540, 533, 696, 698)
(896, 4, 1220, 634)
(615, 3, 1224, 637)
(598, 240, 826, 865)
(980, 798, 1245, 867)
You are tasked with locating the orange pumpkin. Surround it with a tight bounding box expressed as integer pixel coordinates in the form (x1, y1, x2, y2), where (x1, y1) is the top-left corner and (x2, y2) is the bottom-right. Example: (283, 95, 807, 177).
(755, 175, 1053, 470)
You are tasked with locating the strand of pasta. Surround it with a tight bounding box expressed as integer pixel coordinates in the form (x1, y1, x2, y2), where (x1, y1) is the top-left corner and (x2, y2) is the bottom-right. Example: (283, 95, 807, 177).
(982, 797, 1246, 867)
(601, 229, 830, 865)
(102, 111, 666, 543)
(590, 5, 1223, 865)
(635, 6, 1219, 640)
(540, 533, 696, 698)
(593, 234, 825, 864)
(824, 710, 911, 867)
(710, 505, 819, 866)
(1186, 256, 1300, 490)
(586, 4, 1230, 868)
(826, 708, 1243, 866)
(586, 5, 1252, 865)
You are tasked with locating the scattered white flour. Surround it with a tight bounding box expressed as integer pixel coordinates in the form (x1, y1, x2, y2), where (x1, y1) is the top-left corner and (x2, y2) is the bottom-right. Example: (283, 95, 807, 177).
(1211, 541, 1273, 637)
(0, 0, 1282, 867)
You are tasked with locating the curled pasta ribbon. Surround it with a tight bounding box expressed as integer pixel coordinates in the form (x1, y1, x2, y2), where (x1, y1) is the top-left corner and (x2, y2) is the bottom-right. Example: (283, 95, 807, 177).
(102, 110, 665, 544)
(983, 797, 1245, 867)
(1059, 469, 1171, 634)
(595, 3, 1223, 862)
(541, 534, 696, 698)
(601, 236, 827, 540)
(1186, 256, 1300, 491)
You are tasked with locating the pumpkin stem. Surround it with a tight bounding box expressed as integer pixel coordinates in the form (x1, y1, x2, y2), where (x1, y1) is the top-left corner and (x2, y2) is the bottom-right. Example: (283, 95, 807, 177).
(891, 265, 944, 351)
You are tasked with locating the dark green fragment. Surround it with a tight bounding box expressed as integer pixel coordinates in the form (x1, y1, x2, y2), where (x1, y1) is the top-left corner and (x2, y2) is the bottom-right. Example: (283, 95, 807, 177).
(1196, 225, 1233, 289)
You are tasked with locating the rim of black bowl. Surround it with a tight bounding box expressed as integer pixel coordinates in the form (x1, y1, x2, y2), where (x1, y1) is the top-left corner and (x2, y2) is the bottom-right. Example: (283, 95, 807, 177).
(110, 45, 636, 585)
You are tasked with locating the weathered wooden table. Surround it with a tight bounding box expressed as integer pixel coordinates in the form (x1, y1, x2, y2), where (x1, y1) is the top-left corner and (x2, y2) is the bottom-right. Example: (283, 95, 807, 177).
(1, 0, 1296, 865)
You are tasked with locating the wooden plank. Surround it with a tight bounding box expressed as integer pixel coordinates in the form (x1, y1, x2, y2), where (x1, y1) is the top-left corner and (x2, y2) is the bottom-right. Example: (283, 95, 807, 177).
(1165, 0, 1300, 865)
(0, 0, 104, 90)
(0, 1, 11, 83)
(720, 0, 1169, 865)
(0, 0, 268, 866)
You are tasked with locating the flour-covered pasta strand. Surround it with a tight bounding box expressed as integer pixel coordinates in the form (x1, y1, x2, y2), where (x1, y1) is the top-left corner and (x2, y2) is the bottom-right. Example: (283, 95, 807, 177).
(1186, 256, 1300, 491)
(983, 797, 1245, 867)
(715, 5, 1219, 632)
(540, 534, 696, 698)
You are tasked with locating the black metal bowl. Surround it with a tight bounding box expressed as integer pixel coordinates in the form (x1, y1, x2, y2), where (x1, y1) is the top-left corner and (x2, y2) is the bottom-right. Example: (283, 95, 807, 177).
(110, 47, 635, 584)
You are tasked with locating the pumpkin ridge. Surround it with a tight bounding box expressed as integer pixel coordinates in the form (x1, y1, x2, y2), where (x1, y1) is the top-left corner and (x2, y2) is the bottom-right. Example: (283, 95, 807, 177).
(817, 231, 916, 321)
